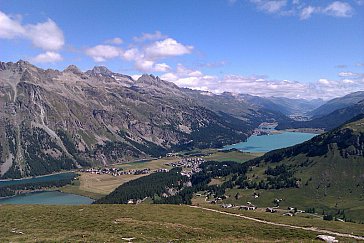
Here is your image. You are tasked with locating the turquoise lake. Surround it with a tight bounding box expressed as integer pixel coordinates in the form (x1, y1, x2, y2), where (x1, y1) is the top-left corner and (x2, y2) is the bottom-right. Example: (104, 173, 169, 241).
(0, 191, 94, 205)
(223, 132, 317, 152)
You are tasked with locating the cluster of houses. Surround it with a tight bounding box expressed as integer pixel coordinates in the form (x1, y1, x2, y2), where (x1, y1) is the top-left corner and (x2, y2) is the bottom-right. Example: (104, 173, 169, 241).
(81, 167, 170, 177)
(80, 168, 123, 176)
(219, 201, 258, 210)
(165, 157, 205, 177)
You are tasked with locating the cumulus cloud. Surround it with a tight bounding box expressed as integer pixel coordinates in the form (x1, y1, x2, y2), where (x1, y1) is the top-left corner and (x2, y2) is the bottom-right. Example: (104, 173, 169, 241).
(247, 1, 355, 20)
(356, 0, 364, 6)
(26, 19, 64, 51)
(160, 63, 364, 100)
(338, 71, 360, 77)
(323, 1, 353, 17)
(250, 0, 287, 14)
(300, 6, 317, 20)
(122, 36, 192, 72)
(32, 51, 63, 63)
(0, 11, 64, 61)
(133, 31, 167, 42)
(154, 63, 171, 72)
(0, 12, 64, 49)
(85, 32, 193, 73)
(144, 38, 193, 59)
(85, 45, 123, 62)
(0, 11, 25, 38)
(105, 37, 123, 45)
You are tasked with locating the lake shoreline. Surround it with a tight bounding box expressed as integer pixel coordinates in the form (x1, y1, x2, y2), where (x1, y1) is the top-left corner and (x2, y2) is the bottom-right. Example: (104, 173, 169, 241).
(223, 131, 317, 153)
(0, 190, 94, 205)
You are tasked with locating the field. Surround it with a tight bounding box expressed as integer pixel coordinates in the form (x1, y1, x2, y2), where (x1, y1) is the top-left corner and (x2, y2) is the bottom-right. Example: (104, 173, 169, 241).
(61, 173, 148, 199)
(61, 151, 252, 199)
(0, 204, 325, 242)
(237, 149, 364, 222)
(204, 150, 263, 163)
(192, 195, 364, 238)
(61, 157, 181, 199)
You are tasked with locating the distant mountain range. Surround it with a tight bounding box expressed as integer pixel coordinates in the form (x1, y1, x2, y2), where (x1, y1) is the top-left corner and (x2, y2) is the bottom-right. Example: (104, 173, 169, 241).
(309, 91, 364, 118)
(0, 61, 291, 178)
(1, 60, 363, 179)
(278, 94, 364, 130)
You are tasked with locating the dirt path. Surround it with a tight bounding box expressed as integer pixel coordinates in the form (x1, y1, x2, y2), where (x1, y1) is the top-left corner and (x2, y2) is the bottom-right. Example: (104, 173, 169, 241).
(188, 205, 364, 241)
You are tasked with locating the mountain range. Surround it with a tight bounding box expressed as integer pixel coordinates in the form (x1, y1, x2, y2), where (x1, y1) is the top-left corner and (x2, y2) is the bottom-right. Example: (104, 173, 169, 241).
(1, 60, 363, 179)
(0, 61, 291, 178)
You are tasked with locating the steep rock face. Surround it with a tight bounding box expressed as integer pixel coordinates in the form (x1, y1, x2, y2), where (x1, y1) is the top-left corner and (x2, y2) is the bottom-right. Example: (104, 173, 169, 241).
(0, 61, 263, 178)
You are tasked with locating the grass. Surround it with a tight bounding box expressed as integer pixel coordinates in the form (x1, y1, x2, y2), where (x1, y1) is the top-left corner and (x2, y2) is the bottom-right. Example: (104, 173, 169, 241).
(60, 157, 181, 199)
(0, 204, 322, 242)
(240, 148, 364, 223)
(60, 173, 148, 199)
(192, 196, 364, 238)
(113, 157, 179, 170)
(204, 150, 263, 163)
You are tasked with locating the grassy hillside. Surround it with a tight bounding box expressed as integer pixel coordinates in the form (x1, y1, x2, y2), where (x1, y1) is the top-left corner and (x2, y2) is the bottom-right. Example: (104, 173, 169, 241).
(0, 204, 337, 242)
(230, 115, 364, 222)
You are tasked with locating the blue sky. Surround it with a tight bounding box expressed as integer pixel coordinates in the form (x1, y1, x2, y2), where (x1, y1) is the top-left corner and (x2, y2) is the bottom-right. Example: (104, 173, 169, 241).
(0, 0, 363, 99)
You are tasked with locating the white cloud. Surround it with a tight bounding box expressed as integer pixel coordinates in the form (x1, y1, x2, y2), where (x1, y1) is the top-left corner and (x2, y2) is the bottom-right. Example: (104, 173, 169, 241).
(160, 63, 364, 100)
(32, 51, 63, 63)
(356, 0, 364, 6)
(318, 78, 331, 85)
(300, 6, 316, 20)
(338, 71, 359, 77)
(144, 38, 193, 59)
(0, 11, 64, 52)
(118, 36, 193, 72)
(85, 45, 123, 62)
(342, 79, 355, 84)
(248, 1, 355, 19)
(323, 1, 353, 17)
(0, 11, 25, 38)
(26, 19, 64, 51)
(133, 31, 167, 42)
(105, 37, 123, 45)
(0, 11, 64, 63)
(250, 0, 287, 14)
(154, 63, 171, 72)
(135, 59, 154, 71)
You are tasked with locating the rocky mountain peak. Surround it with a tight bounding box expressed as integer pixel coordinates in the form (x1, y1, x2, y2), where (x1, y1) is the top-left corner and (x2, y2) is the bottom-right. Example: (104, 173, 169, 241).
(90, 66, 113, 76)
(64, 65, 82, 74)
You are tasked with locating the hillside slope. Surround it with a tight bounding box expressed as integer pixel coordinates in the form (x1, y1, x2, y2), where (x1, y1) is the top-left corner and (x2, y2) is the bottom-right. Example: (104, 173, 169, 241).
(309, 91, 364, 118)
(244, 115, 364, 221)
(0, 61, 287, 178)
(277, 100, 364, 130)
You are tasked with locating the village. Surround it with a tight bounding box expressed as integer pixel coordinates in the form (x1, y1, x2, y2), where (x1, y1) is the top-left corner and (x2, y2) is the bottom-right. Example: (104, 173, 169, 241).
(165, 157, 206, 177)
(80, 167, 159, 176)
(80, 156, 206, 178)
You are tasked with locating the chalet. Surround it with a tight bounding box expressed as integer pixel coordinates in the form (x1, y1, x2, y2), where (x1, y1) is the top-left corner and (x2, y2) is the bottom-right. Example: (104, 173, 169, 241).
(239, 205, 257, 211)
(266, 207, 277, 213)
(221, 203, 233, 208)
